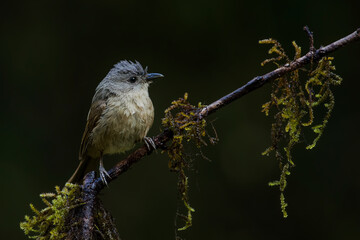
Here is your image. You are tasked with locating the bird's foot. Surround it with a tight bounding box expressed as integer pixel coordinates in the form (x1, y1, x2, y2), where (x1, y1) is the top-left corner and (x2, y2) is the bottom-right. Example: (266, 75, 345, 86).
(99, 158, 111, 186)
(144, 136, 157, 151)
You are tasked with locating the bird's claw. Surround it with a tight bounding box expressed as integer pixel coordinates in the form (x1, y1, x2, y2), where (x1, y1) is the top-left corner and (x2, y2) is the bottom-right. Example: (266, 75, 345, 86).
(99, 158, 111, 186)
(144, 136, 157, 151)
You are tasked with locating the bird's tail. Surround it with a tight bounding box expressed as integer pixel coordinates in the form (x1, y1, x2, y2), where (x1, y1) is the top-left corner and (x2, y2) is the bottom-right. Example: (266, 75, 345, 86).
(67, 156, 98, 184)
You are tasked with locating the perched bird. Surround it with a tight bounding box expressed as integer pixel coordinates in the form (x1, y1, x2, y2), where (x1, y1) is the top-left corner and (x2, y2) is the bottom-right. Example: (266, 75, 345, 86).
(67, 60, 163, 184)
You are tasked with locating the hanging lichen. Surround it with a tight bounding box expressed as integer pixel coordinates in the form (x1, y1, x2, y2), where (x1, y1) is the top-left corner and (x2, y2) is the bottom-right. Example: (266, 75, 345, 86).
(260, 39, 342, 217)
(162, 93, 218, 231)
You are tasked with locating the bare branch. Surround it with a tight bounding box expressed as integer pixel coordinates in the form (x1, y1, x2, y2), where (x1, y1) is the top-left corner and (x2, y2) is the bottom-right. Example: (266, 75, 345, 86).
(80, 173, 97, 239)
(91, 129, 173, 193)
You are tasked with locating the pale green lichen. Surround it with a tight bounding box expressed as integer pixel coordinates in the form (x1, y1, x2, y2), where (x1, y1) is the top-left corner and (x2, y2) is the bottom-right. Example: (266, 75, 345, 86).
(260, 39, 342, 217)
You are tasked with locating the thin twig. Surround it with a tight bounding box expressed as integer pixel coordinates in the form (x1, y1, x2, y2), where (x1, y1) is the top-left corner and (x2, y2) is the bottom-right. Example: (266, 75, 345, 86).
(303, 25, 316, 69)
(304, 25, 315, 52)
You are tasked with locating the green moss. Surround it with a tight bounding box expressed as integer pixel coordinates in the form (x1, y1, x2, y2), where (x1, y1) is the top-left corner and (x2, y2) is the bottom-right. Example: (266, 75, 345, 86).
(304, 57, 341, 149)
(260, 39, 342, 217)
(259, 38, 289, 67)
(21, 183, 120, 240)
(20, 184, 82, 239)
(162, 93, 217, 231)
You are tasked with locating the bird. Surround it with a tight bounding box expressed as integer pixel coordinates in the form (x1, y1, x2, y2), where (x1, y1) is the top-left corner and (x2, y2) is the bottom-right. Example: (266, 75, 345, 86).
(67, 60, 163, 184)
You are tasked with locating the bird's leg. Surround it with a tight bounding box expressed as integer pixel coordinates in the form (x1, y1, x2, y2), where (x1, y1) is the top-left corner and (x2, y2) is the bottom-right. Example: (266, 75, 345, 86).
(144, 136, 156, 151)
(99, 153, 111, 185)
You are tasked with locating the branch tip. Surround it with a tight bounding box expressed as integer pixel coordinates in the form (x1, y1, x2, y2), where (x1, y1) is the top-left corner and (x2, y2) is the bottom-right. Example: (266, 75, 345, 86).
(303, 25, 315, 52)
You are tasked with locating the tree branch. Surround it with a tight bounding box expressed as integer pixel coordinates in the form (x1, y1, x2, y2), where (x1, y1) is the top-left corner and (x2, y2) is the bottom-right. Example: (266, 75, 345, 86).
(69, 27, 360, 240)
(199, 27, 360, 117)
(91, 129, 173, 193)
(88, 27, 360, 192)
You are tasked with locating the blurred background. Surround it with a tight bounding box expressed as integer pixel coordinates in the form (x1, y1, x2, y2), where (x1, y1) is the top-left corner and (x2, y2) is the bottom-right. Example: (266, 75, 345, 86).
(1, 0, 360, 239)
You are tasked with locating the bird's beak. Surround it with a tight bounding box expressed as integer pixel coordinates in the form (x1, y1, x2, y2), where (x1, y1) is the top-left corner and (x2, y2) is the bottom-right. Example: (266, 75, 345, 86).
(146, 73, 164, 81)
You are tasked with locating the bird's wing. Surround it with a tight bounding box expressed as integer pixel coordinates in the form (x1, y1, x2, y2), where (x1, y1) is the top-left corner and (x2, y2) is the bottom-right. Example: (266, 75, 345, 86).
(79, 99, 107, 160)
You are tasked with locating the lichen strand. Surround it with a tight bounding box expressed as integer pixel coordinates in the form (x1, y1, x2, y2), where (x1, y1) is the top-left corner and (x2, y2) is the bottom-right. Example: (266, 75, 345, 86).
(20, 183, 82, 239)
(260, 39, 342, 217)
(162, 93, 218, 231)
(20, 184, 120, 240)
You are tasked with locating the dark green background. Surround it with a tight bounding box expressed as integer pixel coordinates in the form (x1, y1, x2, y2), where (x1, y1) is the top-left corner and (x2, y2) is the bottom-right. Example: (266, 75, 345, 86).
(1, 0, 359, 239)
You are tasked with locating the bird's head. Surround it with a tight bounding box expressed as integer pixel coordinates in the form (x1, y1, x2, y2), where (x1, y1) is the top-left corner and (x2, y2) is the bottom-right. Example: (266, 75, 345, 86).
(99, 60, 164, 94)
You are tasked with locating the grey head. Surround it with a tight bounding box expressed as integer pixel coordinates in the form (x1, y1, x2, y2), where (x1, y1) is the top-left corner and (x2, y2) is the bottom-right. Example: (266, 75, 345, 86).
(94, 60, 164, 98)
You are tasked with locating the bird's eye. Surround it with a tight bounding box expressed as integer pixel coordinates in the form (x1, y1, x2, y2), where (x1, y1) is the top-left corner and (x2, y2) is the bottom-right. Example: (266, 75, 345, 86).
(128, 76, 137, 83)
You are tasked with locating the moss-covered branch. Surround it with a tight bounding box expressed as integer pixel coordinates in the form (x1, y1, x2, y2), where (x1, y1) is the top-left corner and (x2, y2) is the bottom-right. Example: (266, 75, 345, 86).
(199, 27, 360, 117)
(86, 27, 360, 193)
(21, 27, 360, 239)
(79, 27, 360, 196)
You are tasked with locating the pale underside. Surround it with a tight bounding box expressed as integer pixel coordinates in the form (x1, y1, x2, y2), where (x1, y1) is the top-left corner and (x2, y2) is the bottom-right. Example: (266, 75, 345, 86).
(84, 88, 154, 159)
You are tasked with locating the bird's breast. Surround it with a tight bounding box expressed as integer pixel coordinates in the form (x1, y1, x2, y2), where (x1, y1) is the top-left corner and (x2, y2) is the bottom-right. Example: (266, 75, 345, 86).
(91, 91, 154, 155)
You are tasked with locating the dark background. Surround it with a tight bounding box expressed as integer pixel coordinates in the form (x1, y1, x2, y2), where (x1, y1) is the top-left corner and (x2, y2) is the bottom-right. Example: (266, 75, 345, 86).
(1, 0, 360, 239)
